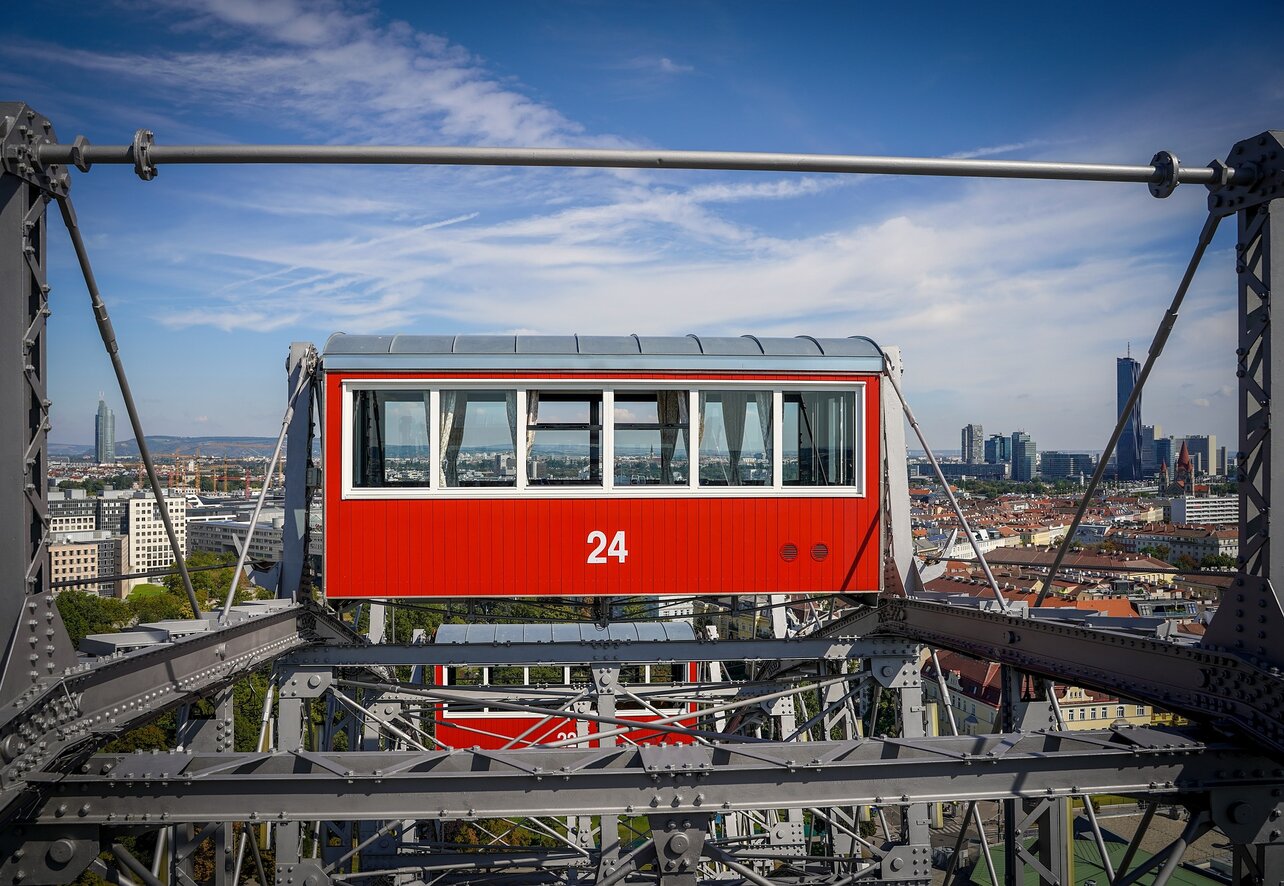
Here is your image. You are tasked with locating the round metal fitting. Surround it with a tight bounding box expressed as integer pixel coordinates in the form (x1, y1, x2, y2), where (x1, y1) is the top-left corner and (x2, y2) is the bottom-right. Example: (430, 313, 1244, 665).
(47, 839, 76, 864)
(132, 129, 157, 181)
(1149, 150, 1180, 198)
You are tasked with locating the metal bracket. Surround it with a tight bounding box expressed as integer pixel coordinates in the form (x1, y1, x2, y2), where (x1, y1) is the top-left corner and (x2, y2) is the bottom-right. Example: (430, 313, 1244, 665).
(880, 843, 934, 882)
(131, 129, 157, 181)
(280, 667, 333, 698)
(1211, 787, 1284, 846)
(0, 103, 69, 195)
(1149, 150, 1181, 198)
(0, 825, 98, 885)
(1208, 131, 1284, 216)
(277, 860, 330, 886)
(648, 814, 708, 886)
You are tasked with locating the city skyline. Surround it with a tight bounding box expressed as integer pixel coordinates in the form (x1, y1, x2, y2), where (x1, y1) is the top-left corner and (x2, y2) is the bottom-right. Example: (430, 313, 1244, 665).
(5, 3, 1275, 449)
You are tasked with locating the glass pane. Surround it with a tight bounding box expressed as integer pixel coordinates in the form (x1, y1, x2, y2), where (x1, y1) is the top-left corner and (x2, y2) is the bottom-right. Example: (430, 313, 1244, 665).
(352, 389, 432, 487)
(439, 390, 517, 487)
(527, 391, 602, 485)
(614, 391, 689, 486)
(783, 390, 857, 486)
(698, 391, 772, 486)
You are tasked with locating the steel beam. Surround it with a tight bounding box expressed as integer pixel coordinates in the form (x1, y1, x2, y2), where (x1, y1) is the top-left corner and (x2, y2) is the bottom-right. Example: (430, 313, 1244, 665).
(284, 632, 892, 668)
(880, 598, 1284, 753)
(25, 728, 1277, 824)
(35, 140, 1239, 188)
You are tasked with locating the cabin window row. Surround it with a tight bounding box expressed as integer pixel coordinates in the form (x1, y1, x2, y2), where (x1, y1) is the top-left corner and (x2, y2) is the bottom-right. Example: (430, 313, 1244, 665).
(349, 386, 861, 491)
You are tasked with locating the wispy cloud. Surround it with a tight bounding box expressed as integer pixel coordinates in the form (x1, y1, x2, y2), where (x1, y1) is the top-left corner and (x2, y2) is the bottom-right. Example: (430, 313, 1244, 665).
(948, 139, 1053, 159)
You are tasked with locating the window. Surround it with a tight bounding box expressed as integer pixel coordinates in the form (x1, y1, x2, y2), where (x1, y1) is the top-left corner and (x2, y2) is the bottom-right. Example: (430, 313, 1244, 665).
(440, 390, 517, 487)
(527, 391, 602, 486)
(1116, 705, 1125, 719)
(699, 391, 772, 486)
(613, 391, 689, 486)
(1135, 705, 1146, 716)
(783, 390, 857, 486)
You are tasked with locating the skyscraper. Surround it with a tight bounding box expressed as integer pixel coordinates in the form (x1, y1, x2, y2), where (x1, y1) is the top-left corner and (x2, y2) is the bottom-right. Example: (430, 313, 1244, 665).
(1116, 355, 1143, 481)
(1141, 424, 1162, 475)
(1185, 435, 1217, 477)
(95, 395, 115, 464)
(961, 424, 984, 464)
(1011, 431, 1037, 481)
(984, 433, 1011, 465)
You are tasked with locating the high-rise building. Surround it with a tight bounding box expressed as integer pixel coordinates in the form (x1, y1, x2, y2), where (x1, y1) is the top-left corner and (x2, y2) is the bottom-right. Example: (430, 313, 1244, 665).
(95, 395, 115, 464)
(1141, 424, 1162, 475)
(1011, 431, 1037, 481)
(1217, 446, 1228, 476)
(1185, 435, 1217, 477)
(125, 493, 187, 591)
(1116, 356, 1143, 481)
(1155, 436, 1175, 476)
(961, 424, 984, 464)
(984, 433, 1011, 465)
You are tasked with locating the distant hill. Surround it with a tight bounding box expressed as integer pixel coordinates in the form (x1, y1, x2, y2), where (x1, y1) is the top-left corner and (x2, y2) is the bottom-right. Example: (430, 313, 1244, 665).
(53, 436, 280, 459)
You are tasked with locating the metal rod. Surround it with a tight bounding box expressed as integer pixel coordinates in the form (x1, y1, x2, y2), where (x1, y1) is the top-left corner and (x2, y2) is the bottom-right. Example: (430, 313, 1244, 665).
(39, 141, 1235, 186)
(51, 558, 240, 590)
(883, 367, 1010, 611)
(1036, 211, 1222, 605)
(925, 555, 1238, 578)
(110, 844, 163, 886)
(1046, 679, 1116, 881)
(218, 366, 310, 621)
(54, 196, 201, 617)
(704, 846, 777, 886)
(245, 822, 269, 886)
(325, 819, 408, 875)
(499, 688, 591, 750)
(1114, 803, 1157, 885)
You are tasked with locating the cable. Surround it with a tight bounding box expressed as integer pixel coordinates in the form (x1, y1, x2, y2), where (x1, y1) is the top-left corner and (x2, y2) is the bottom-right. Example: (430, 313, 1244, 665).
(1035, 211, 1221, 606)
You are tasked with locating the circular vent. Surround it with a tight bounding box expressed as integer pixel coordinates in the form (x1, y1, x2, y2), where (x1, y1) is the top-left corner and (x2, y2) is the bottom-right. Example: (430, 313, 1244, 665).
(780, 544, 798, 562)
(811, 543, 830, 562)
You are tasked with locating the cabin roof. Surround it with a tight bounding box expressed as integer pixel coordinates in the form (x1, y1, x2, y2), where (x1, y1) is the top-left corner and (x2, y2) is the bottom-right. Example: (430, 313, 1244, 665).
(434, 621, 698, 645)
(322, 333, 885, 373)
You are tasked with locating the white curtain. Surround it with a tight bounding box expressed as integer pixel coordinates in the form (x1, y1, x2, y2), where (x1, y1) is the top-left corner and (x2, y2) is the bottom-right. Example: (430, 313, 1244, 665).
(440, 391, 465, 486)
(720, 391, 749, 486)
(525, 391, 540, 454)
(754, 391, 773, 482)
(656, 390, 688, 484)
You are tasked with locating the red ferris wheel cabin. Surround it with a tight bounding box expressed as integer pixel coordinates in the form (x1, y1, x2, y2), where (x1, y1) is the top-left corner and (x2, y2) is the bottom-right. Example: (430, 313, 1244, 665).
(321, 334, 885, 599)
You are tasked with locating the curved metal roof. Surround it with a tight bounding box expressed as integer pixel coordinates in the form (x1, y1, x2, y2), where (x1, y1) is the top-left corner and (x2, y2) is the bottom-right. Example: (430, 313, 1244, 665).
(322, 333, 884, 373)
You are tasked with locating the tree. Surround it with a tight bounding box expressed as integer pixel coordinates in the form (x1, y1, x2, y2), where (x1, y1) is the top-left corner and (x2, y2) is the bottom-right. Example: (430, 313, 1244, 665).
(55, 591, 132, 646)
(127, 584, 192, 622)
(162, 551, 247, 608)
(1174, 554, 1200, 572)
(1199, 553, 1237, 570)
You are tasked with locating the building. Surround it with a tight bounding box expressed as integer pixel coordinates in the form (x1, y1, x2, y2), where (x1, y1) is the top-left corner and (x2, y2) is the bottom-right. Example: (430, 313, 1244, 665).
(188, 510, 288, 562)
(960, 424, 984, 464)
(1039, 451, 1094, 481)
(1109, 523, 1238, 564)
(97, 489, 134, 534)
(928, 462, 1007, 480)
(125, 492, 187, 586)
(1169, 495, 1238, 526)
(1010, 431, 1036, 481)
(1185, 435, 1218, 477)
(984, 434, 1011, 465)
(1217, 445, 1228, 476)
(48, 488, 97, 533)
(1141, 424, 1161, 474)
(95, 396, 115, 464)
(1155, 436, 1174, 476)
(922, 651, 1151, 736)
(51, 530, 128, 597)
(1116, 355, 1143, 481)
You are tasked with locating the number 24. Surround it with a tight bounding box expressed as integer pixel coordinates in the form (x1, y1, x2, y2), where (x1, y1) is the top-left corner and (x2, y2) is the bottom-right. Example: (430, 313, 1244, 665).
(587, 530, 628, 564)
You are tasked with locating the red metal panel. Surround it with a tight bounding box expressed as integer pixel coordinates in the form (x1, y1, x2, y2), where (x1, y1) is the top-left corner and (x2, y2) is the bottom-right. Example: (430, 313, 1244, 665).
(324, 371, 882, 599)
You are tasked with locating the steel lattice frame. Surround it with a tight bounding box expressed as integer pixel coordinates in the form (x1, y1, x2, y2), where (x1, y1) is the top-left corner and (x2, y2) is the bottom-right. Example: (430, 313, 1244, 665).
(0, 102, 1281, 886)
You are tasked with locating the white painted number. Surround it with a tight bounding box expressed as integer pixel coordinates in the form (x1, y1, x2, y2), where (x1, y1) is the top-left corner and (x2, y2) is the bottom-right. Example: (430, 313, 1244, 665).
(587, 530, 628, 564)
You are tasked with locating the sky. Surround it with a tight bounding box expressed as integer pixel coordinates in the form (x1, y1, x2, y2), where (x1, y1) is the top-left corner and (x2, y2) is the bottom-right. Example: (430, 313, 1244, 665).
(4, 0, 1282, 452)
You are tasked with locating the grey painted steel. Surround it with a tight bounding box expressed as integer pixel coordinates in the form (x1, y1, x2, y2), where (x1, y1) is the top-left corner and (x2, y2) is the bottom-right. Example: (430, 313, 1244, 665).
(55, 195, 200, 617)
(1035, 211, 1222, 607)
(282, 343, 316, 602)
(322, 332, 885, 373)
(27, 728, 1274, 824)
(881, 597, 1284, 753)
(435, 621, 696, 644)
(36, 140, 1238, 187)
(0, 601, 355, 818)
(286, 634, 875, 667)
(884, 362, 1008, 610)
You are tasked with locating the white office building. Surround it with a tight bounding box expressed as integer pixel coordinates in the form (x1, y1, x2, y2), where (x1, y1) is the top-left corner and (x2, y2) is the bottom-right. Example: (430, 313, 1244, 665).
(1169, 495, 1238, 526)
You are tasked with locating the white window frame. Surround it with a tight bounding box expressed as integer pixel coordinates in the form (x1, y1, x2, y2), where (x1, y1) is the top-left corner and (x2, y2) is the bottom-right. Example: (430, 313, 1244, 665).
(340, 378, 866, 500)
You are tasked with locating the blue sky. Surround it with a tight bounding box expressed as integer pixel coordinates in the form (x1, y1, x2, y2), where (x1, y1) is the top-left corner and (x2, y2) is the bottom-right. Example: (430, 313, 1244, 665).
(4, 1, 1282, 452)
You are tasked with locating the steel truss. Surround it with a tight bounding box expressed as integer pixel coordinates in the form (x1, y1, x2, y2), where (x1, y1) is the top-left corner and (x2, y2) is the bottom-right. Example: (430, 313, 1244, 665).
(1, 101, 1282, 885)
